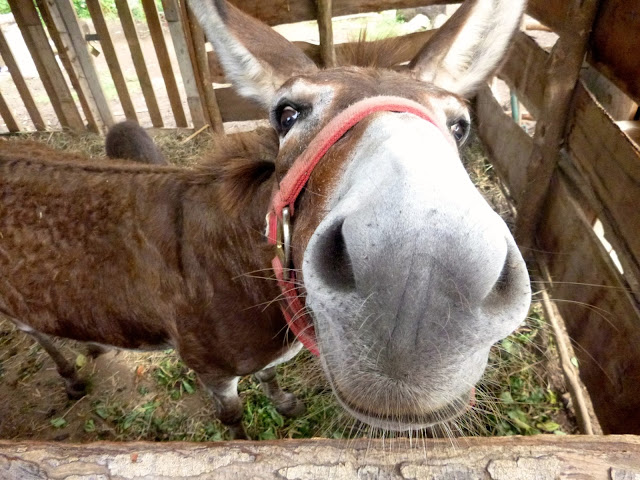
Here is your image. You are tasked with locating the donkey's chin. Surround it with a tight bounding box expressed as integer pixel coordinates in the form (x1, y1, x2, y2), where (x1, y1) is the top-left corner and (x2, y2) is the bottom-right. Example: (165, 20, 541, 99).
(329, 380, 473, 431)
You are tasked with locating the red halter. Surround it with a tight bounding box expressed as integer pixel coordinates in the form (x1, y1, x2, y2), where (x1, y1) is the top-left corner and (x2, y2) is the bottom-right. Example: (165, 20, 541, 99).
(266, 96, 447, 356)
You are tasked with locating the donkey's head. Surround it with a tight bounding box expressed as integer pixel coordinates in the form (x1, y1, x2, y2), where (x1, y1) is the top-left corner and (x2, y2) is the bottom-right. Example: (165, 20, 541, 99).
(191, 0, 531, 430)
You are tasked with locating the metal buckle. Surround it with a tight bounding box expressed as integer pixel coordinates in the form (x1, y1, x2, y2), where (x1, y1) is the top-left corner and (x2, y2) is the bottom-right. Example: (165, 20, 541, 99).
(276, 207, 292, 281)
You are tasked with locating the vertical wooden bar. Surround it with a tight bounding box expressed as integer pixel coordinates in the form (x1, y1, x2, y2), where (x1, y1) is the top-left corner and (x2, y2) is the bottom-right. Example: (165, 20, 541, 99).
(114, 0, 164, 127)
(515, 0, 602, 247)
(182, 1, 223, 133)
(8, 0, 85, 131)
(47, 0, 114, 130)
(161, 0, 206, 128)
(86, 0, 138, 123)
(0, 26, 46, 130)
(0, 88, 21, 132)
(35, 0, 99, 132)
(316, 0, 336, 68)
(141, 0, 187, 127)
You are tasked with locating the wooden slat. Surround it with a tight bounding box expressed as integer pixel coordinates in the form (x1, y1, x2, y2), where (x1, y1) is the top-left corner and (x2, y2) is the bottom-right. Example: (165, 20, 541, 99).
(514, 0, 602, 246)
(526, 0, 567, 32)
(141, 0, 187, 127)
(538, 174, 640, 434)
(8, 0, 85, 131)
(227, 0, 455, 26)
(475, 85, 532, 205)
(86, 0, 138, 122)
(184, 1, 223, 133)
(316, 0, 336, 67)
(46, 0, 114, 130)
(114, 0, 164, 127)
(565, 84, 640, 296)
(0, 26, 46, 131)
(581, 66, 638, 121)
(2, 436, 640, 478)
(0, 88, 21, 132)
(161, 0, 206, 129)
(35, 0, 99, 132)
(588, 0, 640, 106)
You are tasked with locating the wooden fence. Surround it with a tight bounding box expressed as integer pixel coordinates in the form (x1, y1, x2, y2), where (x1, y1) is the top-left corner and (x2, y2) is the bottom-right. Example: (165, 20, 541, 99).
(0, 0, 639, 437)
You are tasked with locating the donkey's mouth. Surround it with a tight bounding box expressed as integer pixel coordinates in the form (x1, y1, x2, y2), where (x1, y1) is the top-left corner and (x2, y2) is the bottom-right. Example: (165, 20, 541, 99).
(324, 368, 473, 431)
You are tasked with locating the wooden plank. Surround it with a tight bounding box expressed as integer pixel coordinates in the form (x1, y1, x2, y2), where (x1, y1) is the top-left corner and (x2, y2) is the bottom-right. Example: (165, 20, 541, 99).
(526, 0, 567, 32)
(582, 66, 638, 121)
(141, 0, 187, 127)
(8, 0, 85, 131)
(514, 0, 602, 247)
(35, 0, 99, 132)
(185, 1, 223, 133)
(227, 0, 456, 26)
(0, 26, 46, 131)
(47, 0, 114, 130)
(565, 83, 640, 297)
(86, 0, 138, 122)
(316, 0, 336, 68)
(538, 174, 640, 434)
(475, 85, 532, 206)
(161, 0, 206, 129)
(0, 88, 21, 132)
(2, 436, 640, 478)
(114, 0, 164, 127)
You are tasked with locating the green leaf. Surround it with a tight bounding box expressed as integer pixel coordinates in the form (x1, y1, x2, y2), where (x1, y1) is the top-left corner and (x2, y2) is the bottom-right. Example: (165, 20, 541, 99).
(182, 379, 195, 394)
(75, 353, 87, 369)
(50, 417, 67, 428)
(499, 391, 514, 404)
(537, 421, 561, 432)
(95, 406, 109, 420)
(84, 418, 96, 433)
(507, 409, 532, 431)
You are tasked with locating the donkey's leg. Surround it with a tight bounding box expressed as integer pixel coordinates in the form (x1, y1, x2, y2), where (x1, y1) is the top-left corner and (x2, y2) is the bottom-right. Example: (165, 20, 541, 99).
(198, 374, 246, 439)
(254, 366, 305, 417)
(86, 342, 111, 359)
(27, 330, 87, 399)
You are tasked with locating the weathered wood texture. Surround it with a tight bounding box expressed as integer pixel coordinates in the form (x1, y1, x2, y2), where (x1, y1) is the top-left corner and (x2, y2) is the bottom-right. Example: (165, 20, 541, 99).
(0, 27, 46, 130)
(1, 436, 640, 479)
(478, 27, 640, 433)
(0, 89, 20, 132)
(86, 0, 138, 122)
(316, 0, 337, 67)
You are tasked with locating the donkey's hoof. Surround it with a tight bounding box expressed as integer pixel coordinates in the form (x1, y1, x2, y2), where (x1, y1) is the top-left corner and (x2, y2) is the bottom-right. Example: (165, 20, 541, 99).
(227, 422, 248, 440)
(276, 393, 306, 418)
(65, 379, 88, 400)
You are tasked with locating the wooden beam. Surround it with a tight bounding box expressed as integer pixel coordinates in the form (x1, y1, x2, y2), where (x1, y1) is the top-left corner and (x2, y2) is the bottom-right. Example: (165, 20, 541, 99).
(515, 0, 602, 248)
(8, 0, 85, 131)
(0, 88, 21, 132)
(0, 26, 46, 131)
(316, 0, 336, 68)
(35, 0, 99, 133)
(46, 0, 114, 131)
(114, 0, 164, 127)
(185, 1, 223, 133)
(86, 0, 138, 122)
(161, 0, 207, 129)
(141, 0, 188, 127)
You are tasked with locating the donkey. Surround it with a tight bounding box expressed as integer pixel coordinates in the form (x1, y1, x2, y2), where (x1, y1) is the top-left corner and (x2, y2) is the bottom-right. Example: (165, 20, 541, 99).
(0, 0, 530, 437)
(105, 120, 167, 165)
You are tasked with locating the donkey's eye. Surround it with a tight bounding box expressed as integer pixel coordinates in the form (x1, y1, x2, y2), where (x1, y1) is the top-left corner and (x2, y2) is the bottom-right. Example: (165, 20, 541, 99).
(449, 119, 470, 146)
(279, 106, 300, 135)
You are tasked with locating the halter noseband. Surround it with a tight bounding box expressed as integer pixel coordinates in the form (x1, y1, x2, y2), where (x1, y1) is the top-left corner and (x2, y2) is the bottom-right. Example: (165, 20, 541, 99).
(266, 95, 448, 356)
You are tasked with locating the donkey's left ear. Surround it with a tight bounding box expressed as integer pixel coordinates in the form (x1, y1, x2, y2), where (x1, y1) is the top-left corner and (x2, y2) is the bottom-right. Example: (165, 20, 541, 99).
(189, 0, 317, 107)
(409, 0, 525, 98)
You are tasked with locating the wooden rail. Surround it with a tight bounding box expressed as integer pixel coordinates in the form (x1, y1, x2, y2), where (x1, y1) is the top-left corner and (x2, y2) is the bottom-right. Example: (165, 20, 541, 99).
(1, 436, 640, 478)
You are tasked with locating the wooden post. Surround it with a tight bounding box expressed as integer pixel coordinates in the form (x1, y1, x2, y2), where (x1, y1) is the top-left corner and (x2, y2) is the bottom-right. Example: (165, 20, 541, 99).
(8, 0, 85, 132)
(45, 0, 114, 131)
(183, 0, 223, 133)
(85, 0, 138, 123)
(316, 0, 336, 68)
(0, 27, 46, 131)
(35, 0, 99, 132)
(141, 0, 187, 127)
(161, 0, 206, 129)
(0, 88, 21, 132)
(515, 0, 602, 248)
(114, 0, 164, 128)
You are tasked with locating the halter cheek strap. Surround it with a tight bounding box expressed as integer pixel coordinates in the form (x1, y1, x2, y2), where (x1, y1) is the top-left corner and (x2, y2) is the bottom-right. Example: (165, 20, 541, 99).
(266, 95, 449, 356)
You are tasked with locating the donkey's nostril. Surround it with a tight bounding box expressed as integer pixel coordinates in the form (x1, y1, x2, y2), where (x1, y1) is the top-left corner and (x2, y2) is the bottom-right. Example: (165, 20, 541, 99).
(312, 220, 356, 291)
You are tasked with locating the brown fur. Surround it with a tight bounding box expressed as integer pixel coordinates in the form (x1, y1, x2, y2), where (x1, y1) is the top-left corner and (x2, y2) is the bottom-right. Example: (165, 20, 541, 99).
(105, 120, 167, 165)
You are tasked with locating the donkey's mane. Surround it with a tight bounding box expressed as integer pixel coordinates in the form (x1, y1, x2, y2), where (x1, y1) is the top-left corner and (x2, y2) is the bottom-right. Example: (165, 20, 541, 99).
(340, 30, 416, 69)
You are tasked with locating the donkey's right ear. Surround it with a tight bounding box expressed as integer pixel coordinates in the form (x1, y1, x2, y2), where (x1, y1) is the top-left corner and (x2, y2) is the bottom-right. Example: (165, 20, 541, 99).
(189, 0, 317, 107)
